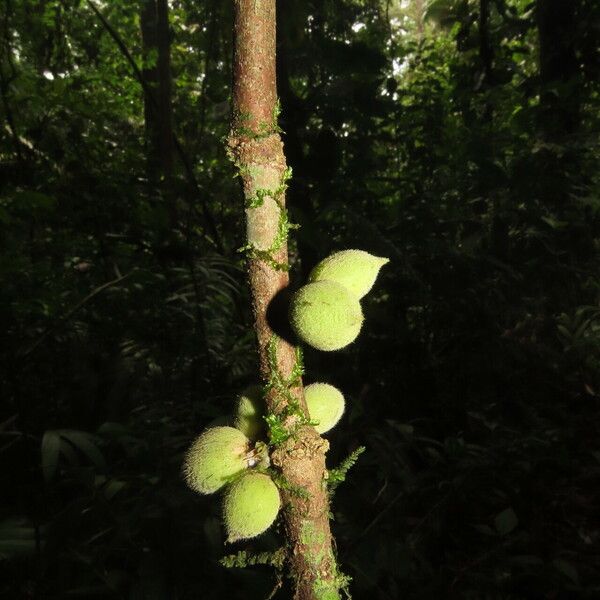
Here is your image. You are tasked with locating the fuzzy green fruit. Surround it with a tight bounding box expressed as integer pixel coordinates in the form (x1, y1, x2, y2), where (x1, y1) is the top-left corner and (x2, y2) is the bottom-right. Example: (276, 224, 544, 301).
(234, 384, 265, 440)
(223, 472, 280, 542)
(183, 427, 250, 495)
(309, 249, 389, 299)
(304, 383, 345, 434)
(289, 281, 364, 351)
(206, 414, 232, 429)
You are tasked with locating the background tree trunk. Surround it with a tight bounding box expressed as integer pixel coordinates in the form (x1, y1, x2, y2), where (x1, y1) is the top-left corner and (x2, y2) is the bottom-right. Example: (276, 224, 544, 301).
(228, 1, 343, 598)
(535, 0, 582, 209)
(156, 0, 174, 179)
(140, 0, 176, 225)
(479, 0, 493, 86)
(276, 1, 320, 279)
(414, 0, 425, 38)
(141, 0, 159, 175)
(536, 0, 581, 140)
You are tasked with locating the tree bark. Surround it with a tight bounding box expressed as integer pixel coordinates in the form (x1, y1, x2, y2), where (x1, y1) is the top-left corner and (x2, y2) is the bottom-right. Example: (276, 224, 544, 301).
(156, 0, 174, 178)
(228, 2, 342, 598)
(536, 0, 581, 140)
(479, 0, 493, 86)
(535, 0, 583, 209)
(414, 0, 425, 39)
(276, 0, 320, 279)
(141, 0, 160, 174)
(140, 0, 176, 224)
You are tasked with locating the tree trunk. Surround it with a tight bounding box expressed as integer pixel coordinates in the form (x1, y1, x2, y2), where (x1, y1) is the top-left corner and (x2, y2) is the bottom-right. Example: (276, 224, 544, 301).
(276, 0, 320, 279)
(140, 0, 176, 224)
(156, 0, 174, 179)
(535, 0, 582, 209)
(228, 2, 343, 598)
(414, 0, 425, 38)
(141, 0, 159, 174)
(536, 0, 581, 141)
(479, 0, 493, 86)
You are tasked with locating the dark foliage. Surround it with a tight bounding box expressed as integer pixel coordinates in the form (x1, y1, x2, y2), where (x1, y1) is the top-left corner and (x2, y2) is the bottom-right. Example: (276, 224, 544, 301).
(1, 0, 599, 598)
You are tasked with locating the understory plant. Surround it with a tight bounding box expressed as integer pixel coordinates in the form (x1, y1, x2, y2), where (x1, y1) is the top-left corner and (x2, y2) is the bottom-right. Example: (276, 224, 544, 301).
(180, 4, 389, 599)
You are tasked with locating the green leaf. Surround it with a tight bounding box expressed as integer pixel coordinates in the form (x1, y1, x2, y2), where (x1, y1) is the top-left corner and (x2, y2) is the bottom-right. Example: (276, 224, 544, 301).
(557, 324, 571, 340)
(58, 430, 106, 471)
(553, 558, 580, 586)
(220, 548, 285, 569)
(327, 446, 366, 493)
(12, 191, 57, 213)
(510, 555, 544, 566)
(41, 430, 61, 482)
(0, 538, 37, 558)
(102, 479, 126, 500)
(0, 519, 39, 558)
(0, 207, 11, 224)
(388, 421, 414, 438)
(58, 438, 80, 465)
(472, 524, 496, 536)
(494, 507, 518, 536)
(541, 216, 568, 230)
(97, 422, 129, 437)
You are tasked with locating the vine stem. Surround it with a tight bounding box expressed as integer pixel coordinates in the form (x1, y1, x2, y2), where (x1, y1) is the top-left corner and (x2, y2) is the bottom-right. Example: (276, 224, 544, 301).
(228, 1, 343, 598)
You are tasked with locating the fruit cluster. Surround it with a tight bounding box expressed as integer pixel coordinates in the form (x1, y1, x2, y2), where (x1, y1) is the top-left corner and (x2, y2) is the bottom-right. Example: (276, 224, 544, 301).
(183, 250, 388, 543)
(290, 250, 389, 351)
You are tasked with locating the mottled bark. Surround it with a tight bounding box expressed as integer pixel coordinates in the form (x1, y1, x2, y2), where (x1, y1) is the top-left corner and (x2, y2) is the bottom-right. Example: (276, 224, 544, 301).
(228, 1, 341, 599)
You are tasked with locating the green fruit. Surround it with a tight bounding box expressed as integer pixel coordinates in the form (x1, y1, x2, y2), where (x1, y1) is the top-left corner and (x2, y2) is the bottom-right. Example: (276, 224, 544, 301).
(234, 384, 265, 440)
(309, 249, 389, 299)
(289, 281, 363, 351)
(223, 472, 280, 542)
(183, 427, 250, 495)
(304, 383, 345, 434)
(206, 414, 232, 428)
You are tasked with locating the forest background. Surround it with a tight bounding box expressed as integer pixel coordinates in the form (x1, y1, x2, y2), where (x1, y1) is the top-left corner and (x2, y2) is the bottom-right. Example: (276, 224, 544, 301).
(1, 0, 599, 598)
